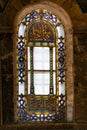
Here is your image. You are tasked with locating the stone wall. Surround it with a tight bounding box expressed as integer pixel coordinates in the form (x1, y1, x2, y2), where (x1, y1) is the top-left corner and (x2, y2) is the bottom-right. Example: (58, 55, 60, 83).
(74, 33, 87, 122)
(0, 33, 14, 124)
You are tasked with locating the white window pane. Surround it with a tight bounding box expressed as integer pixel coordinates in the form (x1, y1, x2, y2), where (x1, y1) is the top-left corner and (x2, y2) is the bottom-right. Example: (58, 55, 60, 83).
(53, 47, 55, 70)
(28, 72, 30, 94)
(34, 47, 49, 70)
(59, 82, 65, 95)
(27, 47, 30, 70)
(18, 23, 26, 37)
(18, 82, 25, 95)
(57, 25, 65, 38)
(34, 72, 50, 95)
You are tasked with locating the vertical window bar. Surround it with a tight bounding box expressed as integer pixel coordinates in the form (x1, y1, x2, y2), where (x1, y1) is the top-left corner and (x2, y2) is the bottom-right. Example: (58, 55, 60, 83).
(50, 47, 53, 95)
(56, 40, 59, 112)
(30, 47, 34, 94)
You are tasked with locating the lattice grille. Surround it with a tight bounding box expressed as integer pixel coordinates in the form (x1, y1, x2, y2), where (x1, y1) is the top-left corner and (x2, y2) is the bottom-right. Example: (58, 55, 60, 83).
(54, 94, 66, 122)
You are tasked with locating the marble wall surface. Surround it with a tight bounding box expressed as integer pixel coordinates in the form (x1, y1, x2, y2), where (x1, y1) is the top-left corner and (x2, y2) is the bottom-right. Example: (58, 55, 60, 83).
(0, 33, 14, 124)
(74, 33, 87, 122)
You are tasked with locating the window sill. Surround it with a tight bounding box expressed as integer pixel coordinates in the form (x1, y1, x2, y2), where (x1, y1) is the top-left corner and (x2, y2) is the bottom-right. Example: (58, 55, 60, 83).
(1, 123, 87, 130)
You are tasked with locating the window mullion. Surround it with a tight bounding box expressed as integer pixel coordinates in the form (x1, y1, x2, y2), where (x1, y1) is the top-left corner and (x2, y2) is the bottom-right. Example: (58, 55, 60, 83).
(50, 47, 54, 95)
(30, 47, 34, 94)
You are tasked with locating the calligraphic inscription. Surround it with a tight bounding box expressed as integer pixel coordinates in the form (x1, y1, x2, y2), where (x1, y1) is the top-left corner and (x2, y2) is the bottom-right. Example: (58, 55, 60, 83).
(28, 96, 56, 112)
(28, 22, 54, 42)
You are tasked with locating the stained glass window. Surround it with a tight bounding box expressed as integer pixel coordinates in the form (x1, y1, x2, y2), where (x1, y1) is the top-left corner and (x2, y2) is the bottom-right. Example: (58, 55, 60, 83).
(15, 9, 66, 123)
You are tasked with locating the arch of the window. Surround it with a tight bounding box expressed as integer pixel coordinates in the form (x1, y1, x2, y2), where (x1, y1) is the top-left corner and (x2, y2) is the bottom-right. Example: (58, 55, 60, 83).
(13, 1, 74, 123)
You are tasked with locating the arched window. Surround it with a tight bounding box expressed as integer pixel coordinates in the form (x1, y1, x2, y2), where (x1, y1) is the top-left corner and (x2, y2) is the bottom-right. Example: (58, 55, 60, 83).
(14, 2, 74, 123)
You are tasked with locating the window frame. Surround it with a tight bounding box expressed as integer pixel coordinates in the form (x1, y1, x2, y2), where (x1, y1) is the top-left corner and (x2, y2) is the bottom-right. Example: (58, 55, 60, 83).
(13, 1, 74, 123)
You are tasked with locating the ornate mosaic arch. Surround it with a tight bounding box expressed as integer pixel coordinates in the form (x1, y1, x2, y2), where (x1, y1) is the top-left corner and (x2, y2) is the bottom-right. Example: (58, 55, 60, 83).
(13, 1, 74, 123)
